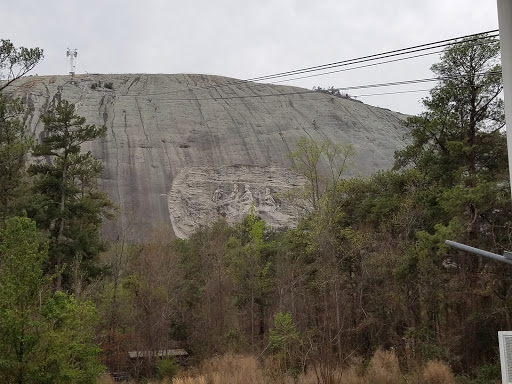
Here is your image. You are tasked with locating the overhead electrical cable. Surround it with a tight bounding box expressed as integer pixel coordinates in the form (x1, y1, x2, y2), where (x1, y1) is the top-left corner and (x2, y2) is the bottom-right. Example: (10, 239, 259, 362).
(268, 50, 445, 85)
(353, 88, 432, 98)
(12, 66, 501, 105)
(247, 31, 499, 82)
(1, 31, 499, 98)
(17, 69, 501, 102)
(1, 30, 500, 105)
(269, 38, 500, 85)
(118, 70, 501, 102)
(164, 32, 500, 94)
(118, 31, 499, 97)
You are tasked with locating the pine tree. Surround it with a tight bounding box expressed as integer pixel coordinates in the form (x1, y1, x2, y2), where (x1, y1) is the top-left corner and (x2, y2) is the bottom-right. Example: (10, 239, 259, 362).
(0, 39, 43, 91)
(0, 95, 32, 223)
(393, 32, 511, 369)
(29, 100, 112, 291)
(0, 38, 43, 224)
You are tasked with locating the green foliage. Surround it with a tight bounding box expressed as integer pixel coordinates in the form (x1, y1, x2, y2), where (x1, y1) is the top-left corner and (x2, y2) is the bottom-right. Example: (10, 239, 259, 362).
(0, 39, 42, 225)
(224, 329, 248, 352)
(389, 33, 510, 371)
(395, 33, 505, 188)
(33, 100, 107, 159)
(269, 312, 300, 352)
(63, 34, 509, 380)
(473, 362, 501, 384)
(312, 86, 357, 101)
(0, 217, 49, 384)
(0, 95, 33, 224)
(39, 293, 104, 384)
(29, 99, 112, 289)
(157, 358, 179, 380)
(89, 81, 113, 90)
(457, 362, 501, 384)
(226, 211, 276, 348)
(0, 217, 103, 384)
(269, 312, 301, 377)
(287, 136, 353, 210)
(0, 39, 44, 90)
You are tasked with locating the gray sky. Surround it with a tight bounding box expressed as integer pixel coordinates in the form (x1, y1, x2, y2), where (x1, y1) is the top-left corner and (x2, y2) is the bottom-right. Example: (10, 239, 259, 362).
(1, 0, 498, 115)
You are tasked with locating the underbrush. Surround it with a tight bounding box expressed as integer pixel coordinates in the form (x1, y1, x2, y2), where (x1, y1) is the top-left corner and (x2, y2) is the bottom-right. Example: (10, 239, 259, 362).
(96, 350, 468, 384)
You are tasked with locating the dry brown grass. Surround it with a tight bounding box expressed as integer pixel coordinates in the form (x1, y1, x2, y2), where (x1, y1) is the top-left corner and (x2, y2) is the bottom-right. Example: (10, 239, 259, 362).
(96, 373, 116, 384)
(338, 365, 364, 384)
(172, 376, 207, 384)
(200, 354, 271, 384)
(174, 354, 305, 384)
(364, 348, 403, 384)
(97, 351, 458, 384)
(419, 360, 456, 384)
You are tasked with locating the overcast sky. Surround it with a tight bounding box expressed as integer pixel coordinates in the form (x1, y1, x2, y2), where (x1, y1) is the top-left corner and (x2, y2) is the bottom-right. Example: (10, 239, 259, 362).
(1, 0, 499, 115)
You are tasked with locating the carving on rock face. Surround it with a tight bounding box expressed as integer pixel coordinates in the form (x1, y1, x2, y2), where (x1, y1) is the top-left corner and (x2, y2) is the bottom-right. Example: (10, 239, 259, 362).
(168, 165, 307, 238)
(229, 184, 239, 201)
(210, 183, 282, 219)
(239, 184, 254, 215)
(212, 188, 224, 202)
(224, 184, 240, 219)
(262, 187, 277, 212)
(240, 184, 253, 203)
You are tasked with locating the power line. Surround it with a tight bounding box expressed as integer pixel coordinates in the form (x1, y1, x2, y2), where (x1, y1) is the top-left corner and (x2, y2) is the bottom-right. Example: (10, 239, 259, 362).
(268, 50, 444, 85)
(18, 69, 501, 102)
(116, 70, 501, 101)
(270, 37, 500, 86)
(1, 30, 501, 111)
(184, 32, 499, 94)
(2, 30, 499, 101)
(119, 32, 499, 97)
(248, 31, 499, 83)
(353, 88, 432, 98)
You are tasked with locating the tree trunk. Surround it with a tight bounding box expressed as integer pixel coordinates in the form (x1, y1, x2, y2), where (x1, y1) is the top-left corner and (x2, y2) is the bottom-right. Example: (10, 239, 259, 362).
(334, 280, 342, 362)
(55, 154, 68, 291)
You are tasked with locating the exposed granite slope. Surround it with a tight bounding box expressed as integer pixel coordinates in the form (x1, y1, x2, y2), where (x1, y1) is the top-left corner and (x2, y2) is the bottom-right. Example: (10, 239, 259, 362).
(7, 74, 408, 240)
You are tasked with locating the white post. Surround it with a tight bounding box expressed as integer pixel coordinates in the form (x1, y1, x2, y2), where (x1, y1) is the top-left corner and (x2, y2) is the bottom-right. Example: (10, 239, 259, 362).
(498, 0, 512, 197)
(69, 54, 75, 76)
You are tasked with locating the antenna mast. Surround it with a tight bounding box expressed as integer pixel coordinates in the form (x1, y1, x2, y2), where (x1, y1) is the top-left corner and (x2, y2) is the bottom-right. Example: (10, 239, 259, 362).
(66, 48, 78, 76)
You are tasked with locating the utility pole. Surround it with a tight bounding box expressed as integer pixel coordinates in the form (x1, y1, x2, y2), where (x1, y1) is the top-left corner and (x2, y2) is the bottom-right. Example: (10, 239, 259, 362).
(497, 0, 512, 197)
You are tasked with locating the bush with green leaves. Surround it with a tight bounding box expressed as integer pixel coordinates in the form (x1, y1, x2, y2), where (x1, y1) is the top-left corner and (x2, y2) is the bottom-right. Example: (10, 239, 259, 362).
(0, 216, 104, 384)
(157, 358, 180, 380)
(269, 312, 302, 377)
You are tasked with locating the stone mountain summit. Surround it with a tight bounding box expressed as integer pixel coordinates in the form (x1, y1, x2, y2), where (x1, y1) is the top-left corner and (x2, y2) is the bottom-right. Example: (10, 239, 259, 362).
(8, 73, 409, 240)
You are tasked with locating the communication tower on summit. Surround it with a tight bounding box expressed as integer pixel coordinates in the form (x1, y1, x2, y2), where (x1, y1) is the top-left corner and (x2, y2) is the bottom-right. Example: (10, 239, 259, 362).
(66, 48, 78, 76)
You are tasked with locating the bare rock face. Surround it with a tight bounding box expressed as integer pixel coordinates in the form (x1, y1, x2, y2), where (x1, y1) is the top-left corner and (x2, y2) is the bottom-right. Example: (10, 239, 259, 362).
(168, 165, 306, 238)
(6, 74, 409, 241)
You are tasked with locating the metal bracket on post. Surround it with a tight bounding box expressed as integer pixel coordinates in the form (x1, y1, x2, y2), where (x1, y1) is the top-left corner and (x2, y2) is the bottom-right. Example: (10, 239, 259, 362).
(444, 240, 512, 265)
(445, 238, 512, 384)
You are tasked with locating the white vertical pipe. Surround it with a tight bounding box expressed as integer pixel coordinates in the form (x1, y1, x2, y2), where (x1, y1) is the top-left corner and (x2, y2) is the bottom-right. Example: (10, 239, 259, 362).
(497, 0, 512, 197)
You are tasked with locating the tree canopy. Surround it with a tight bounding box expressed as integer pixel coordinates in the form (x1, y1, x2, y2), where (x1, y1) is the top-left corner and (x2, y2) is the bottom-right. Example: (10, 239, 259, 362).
(29, 100, 111, 291)
(0, 39, 43, 91)
(0, 217, 103, 384)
